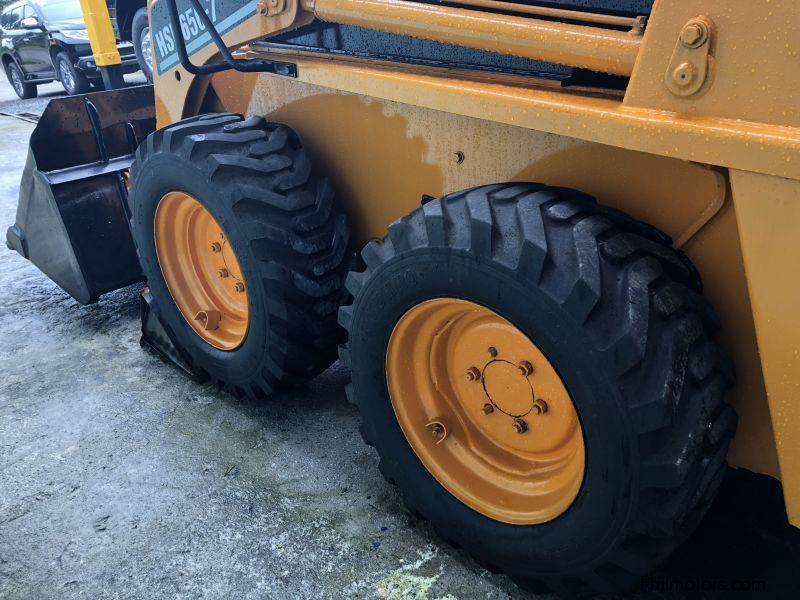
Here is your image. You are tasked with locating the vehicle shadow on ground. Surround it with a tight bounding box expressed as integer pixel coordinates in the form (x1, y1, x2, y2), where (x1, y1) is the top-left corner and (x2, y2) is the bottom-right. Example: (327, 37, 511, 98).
(642, 469, 800, 600)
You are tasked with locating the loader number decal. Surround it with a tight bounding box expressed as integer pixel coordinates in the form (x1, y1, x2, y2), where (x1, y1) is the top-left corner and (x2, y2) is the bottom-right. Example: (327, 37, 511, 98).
(151, 0, 258, 75)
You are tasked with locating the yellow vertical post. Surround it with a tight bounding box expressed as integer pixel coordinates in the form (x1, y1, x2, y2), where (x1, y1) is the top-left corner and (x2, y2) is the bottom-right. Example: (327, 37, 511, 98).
(78, 0, 124, 89)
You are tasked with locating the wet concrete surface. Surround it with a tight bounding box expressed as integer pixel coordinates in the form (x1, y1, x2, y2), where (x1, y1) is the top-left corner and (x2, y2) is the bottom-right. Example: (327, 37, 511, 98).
(0, 77, 799, 599)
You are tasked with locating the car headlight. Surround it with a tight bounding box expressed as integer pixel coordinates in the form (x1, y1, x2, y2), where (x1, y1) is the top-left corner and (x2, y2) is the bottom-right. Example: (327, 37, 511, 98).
(60, 29, 90, 41)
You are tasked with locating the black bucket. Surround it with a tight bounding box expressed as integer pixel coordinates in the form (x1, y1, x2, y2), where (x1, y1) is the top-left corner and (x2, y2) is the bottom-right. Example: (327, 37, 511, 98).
(5, 85, 156, 304)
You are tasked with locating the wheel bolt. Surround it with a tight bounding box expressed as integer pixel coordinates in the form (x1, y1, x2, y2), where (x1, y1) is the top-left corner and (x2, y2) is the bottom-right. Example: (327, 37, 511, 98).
(482, 403, 494, 415)
(680, 22, 707, 48)
(218, 268, 229, 278)
(426, 421, 447, 444)
(234, 282, 245, 293)
(194, 309, 221, 331)
(518, 361, 533, 376)
(533, 398, 549, 415)
(466, 366, 481, 381)
(513, 418, 528, 434)
(210, 242, 222, 253)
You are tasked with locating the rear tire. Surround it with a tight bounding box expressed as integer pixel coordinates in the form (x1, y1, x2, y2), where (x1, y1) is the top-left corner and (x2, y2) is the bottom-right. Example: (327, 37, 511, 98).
(7, 62, 36, 99)
(130, 113, 350, 399)
(56, 52, 90, 95)
(340, 183, 736, 596)
(132, 7, 153, 83)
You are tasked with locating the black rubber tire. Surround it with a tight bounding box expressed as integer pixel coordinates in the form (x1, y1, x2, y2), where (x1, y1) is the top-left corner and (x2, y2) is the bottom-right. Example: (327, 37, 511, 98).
(129, 113, 350, 399)
(56, 52, 91, 95)
(339, 183, 737, 597)
(7, 62, 37, 99)
(132, 7, 153, 83)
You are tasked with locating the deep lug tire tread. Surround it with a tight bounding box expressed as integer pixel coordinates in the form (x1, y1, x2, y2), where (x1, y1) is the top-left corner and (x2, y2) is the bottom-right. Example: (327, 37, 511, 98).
(130, 113, 349, 399)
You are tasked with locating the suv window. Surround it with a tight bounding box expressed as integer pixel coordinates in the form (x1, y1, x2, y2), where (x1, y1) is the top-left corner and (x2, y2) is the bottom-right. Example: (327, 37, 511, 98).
(1, 7, 24, 30)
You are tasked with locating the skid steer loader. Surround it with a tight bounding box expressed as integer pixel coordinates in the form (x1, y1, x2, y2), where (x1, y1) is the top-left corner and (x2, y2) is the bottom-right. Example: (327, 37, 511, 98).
(6, 0, 800, 595)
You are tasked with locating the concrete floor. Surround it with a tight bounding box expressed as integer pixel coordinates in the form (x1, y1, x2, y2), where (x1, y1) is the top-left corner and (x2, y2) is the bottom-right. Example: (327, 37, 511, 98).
(1, 76, 799, 600)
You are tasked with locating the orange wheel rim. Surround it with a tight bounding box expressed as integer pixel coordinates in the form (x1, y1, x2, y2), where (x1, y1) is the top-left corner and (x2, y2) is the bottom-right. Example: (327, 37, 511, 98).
(154, 191, 249, 350)
(386, 298, 585, 525)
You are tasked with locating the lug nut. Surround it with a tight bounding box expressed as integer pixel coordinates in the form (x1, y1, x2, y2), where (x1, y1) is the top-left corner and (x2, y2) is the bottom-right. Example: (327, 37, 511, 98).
(234, 282, 245, 293)
(680, 22, 707, 48)
(533, 398, 549, 415)
(194, 309, 221, 331)
(482, 403, 494, 415)
(426, 421, 447, 444)
(513, 418, 528, 434)
(518, 361, 533, 376)
(466, 366, 481, 381)
(210, 242, 222, 253)
(218, 268, 229, 278)
(488, 346, 498, 358)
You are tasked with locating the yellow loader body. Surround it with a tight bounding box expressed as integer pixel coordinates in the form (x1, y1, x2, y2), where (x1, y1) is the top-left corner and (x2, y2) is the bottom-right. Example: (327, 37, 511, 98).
(147, 0, 800, 525)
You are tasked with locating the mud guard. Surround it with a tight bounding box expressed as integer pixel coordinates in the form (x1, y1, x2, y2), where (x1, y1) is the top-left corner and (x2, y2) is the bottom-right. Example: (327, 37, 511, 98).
(5, 85, 156, 304)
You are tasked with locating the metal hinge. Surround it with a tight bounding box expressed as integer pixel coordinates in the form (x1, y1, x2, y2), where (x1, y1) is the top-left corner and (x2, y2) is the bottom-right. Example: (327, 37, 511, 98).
(665, 16, 715, 97)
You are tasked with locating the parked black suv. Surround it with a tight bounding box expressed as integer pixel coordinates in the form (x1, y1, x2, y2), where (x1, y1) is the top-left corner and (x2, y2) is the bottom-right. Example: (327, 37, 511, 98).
(0, 0, 139, 98)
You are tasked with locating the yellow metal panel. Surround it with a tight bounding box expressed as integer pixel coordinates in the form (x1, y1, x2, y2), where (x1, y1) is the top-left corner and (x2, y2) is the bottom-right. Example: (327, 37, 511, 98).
(79, 0, 121, 66)
(731, 170, 800, 526)
(224, 73, 729, 245)
(626, 0, 800, 128)
(236, 51, 800, 182)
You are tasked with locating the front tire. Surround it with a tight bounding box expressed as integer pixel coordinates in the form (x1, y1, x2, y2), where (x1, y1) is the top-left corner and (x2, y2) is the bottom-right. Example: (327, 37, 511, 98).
(340, 183, 736, 596)
(132, 8, 153, 83)
(56, 52, 90, 95)
(130, 113, 350, 399)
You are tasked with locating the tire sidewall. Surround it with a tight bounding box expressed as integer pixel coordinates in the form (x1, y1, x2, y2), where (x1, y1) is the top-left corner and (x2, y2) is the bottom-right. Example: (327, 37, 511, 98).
(350, 249, 638, 574)
(9, 63, 28, 98)
(132, 8, 153, 82)
(131, 153, 273, 385)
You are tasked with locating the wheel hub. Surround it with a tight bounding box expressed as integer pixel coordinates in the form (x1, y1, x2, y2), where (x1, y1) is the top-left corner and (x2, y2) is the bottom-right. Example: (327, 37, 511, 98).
(11, 69, 22, 94)
(386, 298, 585, 525)
(154, 191, 249, 350)
(59, 62, 74, 91)
(481, 359, 536, 417)
(141, 27, 153, 72)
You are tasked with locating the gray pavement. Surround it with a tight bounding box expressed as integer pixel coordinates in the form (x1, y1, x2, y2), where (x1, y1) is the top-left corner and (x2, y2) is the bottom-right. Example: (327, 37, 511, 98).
(0, 71, 147, 115)
(0, 75, 798, 600)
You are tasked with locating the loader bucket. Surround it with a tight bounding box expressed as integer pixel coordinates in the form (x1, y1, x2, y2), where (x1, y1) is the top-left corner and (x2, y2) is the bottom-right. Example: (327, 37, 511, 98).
(5, 85, 156, 304)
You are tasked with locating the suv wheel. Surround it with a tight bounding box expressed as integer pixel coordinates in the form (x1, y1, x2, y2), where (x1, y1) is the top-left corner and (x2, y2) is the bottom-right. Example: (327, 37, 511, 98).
(132, 8, 153, 83)
(56, 52, 90, 95)
(7, 62, 37, 99)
